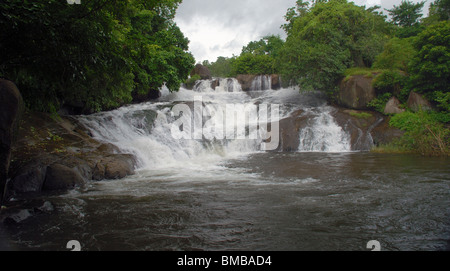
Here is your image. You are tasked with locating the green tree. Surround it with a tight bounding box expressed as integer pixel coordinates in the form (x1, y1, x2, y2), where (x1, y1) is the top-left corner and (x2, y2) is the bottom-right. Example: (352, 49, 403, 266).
(208, 56, 233, 78)
(231, 35, 285, 75)
(408, 21, 450, 108)
(230, 53, 275, 75)
(387, 0, 426, 27)
(241, 35, 284, 58)
(0, 0, 194, 113)
(425, 0, 450, 24)
(281, 0, 311, 35)
(372, 37, 416, 71)
(279, 0, 390, 92)
(386, 0, 426, 37)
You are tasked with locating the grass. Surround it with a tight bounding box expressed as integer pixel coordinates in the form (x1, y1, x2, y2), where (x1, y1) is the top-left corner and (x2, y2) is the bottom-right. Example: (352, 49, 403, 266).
(342, 67, 384, 82)
(371, 143, 415, 154)
(348, 111, 372, 119)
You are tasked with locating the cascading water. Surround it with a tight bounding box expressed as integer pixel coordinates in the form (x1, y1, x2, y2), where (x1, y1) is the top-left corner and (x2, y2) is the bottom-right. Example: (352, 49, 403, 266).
(8, 79, 450, 252)
(78, 82, 354, 173)
(298, 107, 352, 152)
(193, 78, 242, 92)
(78, 83, 281, 173)
(250, 75, 272, 91)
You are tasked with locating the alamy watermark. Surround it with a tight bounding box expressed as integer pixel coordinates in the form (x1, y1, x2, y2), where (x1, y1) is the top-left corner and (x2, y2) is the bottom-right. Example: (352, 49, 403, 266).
(168, 96, 280, 151)
(67, 0, 81, 4)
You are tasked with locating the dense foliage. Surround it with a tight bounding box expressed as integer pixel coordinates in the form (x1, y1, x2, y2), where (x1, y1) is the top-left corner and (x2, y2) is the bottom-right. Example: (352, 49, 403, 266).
(389, 111, 449, 156)
(230, 35, 284, 76)
(278, 0, 391, 92)
(0, 0, 194, 113)
(203, 35, 284, 77)
(408, 21, 450, 107)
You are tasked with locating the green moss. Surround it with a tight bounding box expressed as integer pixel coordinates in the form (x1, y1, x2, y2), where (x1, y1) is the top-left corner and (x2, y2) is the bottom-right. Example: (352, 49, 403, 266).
(348, 111, 372, 119)
(371, 143, 414, 154)
(343, 67, 383, 81)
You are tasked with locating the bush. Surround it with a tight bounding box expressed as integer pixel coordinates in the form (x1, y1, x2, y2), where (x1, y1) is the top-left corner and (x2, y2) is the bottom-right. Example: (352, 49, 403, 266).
(389, 110, 449, 156)
(367, 93, 393, 113)
(372, 37, 416, 71)
(408, 21, 450, 104)
(372, 70, 407, 98)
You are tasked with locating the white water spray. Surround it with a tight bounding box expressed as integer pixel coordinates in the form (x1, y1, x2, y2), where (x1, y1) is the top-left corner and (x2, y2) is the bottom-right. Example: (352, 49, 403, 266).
(298, 107, 351, 152)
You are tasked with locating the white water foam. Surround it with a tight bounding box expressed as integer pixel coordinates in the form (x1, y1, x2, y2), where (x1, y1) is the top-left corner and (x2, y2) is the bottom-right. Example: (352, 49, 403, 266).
(298, 106, 351, 152)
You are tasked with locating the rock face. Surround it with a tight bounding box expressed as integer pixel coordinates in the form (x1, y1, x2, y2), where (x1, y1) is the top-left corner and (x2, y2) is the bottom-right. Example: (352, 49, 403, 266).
(274, 106, 403, 152)
(0, 80, 24, 204)
(407, 91, 433, 112)
(5, 111, 137, 200)
(43, 163, 85, 191)
(190, 64, 212, 80)
(332, 108, 403, 149)
(384, 97, 405, 114)
(337, 75, 376, 109)
(236, 74, 257, 91)
(271, 74, 281, 90)
(236, 74, 281, 91)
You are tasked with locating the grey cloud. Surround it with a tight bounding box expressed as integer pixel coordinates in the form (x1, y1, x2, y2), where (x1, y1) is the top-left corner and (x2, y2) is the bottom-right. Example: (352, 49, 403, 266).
(175, 0, 430, 62)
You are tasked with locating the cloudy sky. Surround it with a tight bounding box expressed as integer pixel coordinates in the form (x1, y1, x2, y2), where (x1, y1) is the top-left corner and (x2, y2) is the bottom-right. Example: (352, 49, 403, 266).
(174, 0, 431, 63)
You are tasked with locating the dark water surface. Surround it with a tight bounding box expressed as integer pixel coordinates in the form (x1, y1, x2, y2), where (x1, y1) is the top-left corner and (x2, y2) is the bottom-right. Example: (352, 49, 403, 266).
(2, 152, 449, 251)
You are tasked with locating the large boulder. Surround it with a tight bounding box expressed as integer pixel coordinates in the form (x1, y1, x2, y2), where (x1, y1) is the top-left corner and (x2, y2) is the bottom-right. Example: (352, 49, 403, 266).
(0, 80, 24, 204)
(384, 97, 405, 114)
(5, 110, 137, 201)
(43, 163, 85, 191)
(92, 154, 136, 180)
(407, 92, 433, 112)
(271, 74, 281, 90)
(236, 74, 281, 91)
(337, 75, 376, 110)
(236, 74, 257, 91)
(190, 64, 211, 80)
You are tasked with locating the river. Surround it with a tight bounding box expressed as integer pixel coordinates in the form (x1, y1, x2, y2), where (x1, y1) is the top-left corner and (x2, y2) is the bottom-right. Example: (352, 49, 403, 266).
(1, 79, 449, 251)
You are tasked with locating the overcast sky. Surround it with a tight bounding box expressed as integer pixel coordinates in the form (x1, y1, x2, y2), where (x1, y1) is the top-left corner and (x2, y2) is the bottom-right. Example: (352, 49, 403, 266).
(174, 0, 431, 63)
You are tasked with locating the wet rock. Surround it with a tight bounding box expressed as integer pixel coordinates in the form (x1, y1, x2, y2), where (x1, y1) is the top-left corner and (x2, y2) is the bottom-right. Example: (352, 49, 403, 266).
(236, 74, 257, 91)
(370, 118, 405, 146)
(93, 154, 136, 180)
(407, 92, 433, 112)
(337, 75, 376, 109)
(36, 201, 54, 213)
(43, 163, 85, 191)
(271, 74, 281, 90)
(6, 109, 137, 201)
(333, 107, 403, 149)
(2, 209, 32, 225)
(333, 108, 380, 151)
(236, 74, 281, 91)
(384, 97, 405, 114)
(7, 162, 47, 194)
(0, 79, 24, 204)
(275, 109, 305, 152)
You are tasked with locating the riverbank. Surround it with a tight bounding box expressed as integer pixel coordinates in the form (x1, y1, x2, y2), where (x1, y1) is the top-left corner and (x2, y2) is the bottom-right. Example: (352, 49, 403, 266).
(4, 110, 137, 202)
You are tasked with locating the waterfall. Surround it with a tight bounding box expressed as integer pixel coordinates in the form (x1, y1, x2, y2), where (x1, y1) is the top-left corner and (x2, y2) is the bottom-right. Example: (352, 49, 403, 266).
(298, 107, 351, 152)
(77, 86, 360, 174)
(77, 87, 278, 171)
(250, 75, 272, 91)
(193, 78, 242, 92)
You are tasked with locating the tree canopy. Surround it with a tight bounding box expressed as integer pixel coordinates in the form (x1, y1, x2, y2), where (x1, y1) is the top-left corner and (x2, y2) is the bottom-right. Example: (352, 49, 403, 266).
(0, 0, 194, 113)
(278, 0, 391, 92)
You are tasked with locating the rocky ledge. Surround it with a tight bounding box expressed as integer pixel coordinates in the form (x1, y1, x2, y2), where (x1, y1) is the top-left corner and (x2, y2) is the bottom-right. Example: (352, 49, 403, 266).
(5, 110, 137, 201)
(274, 106, 404, 152)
